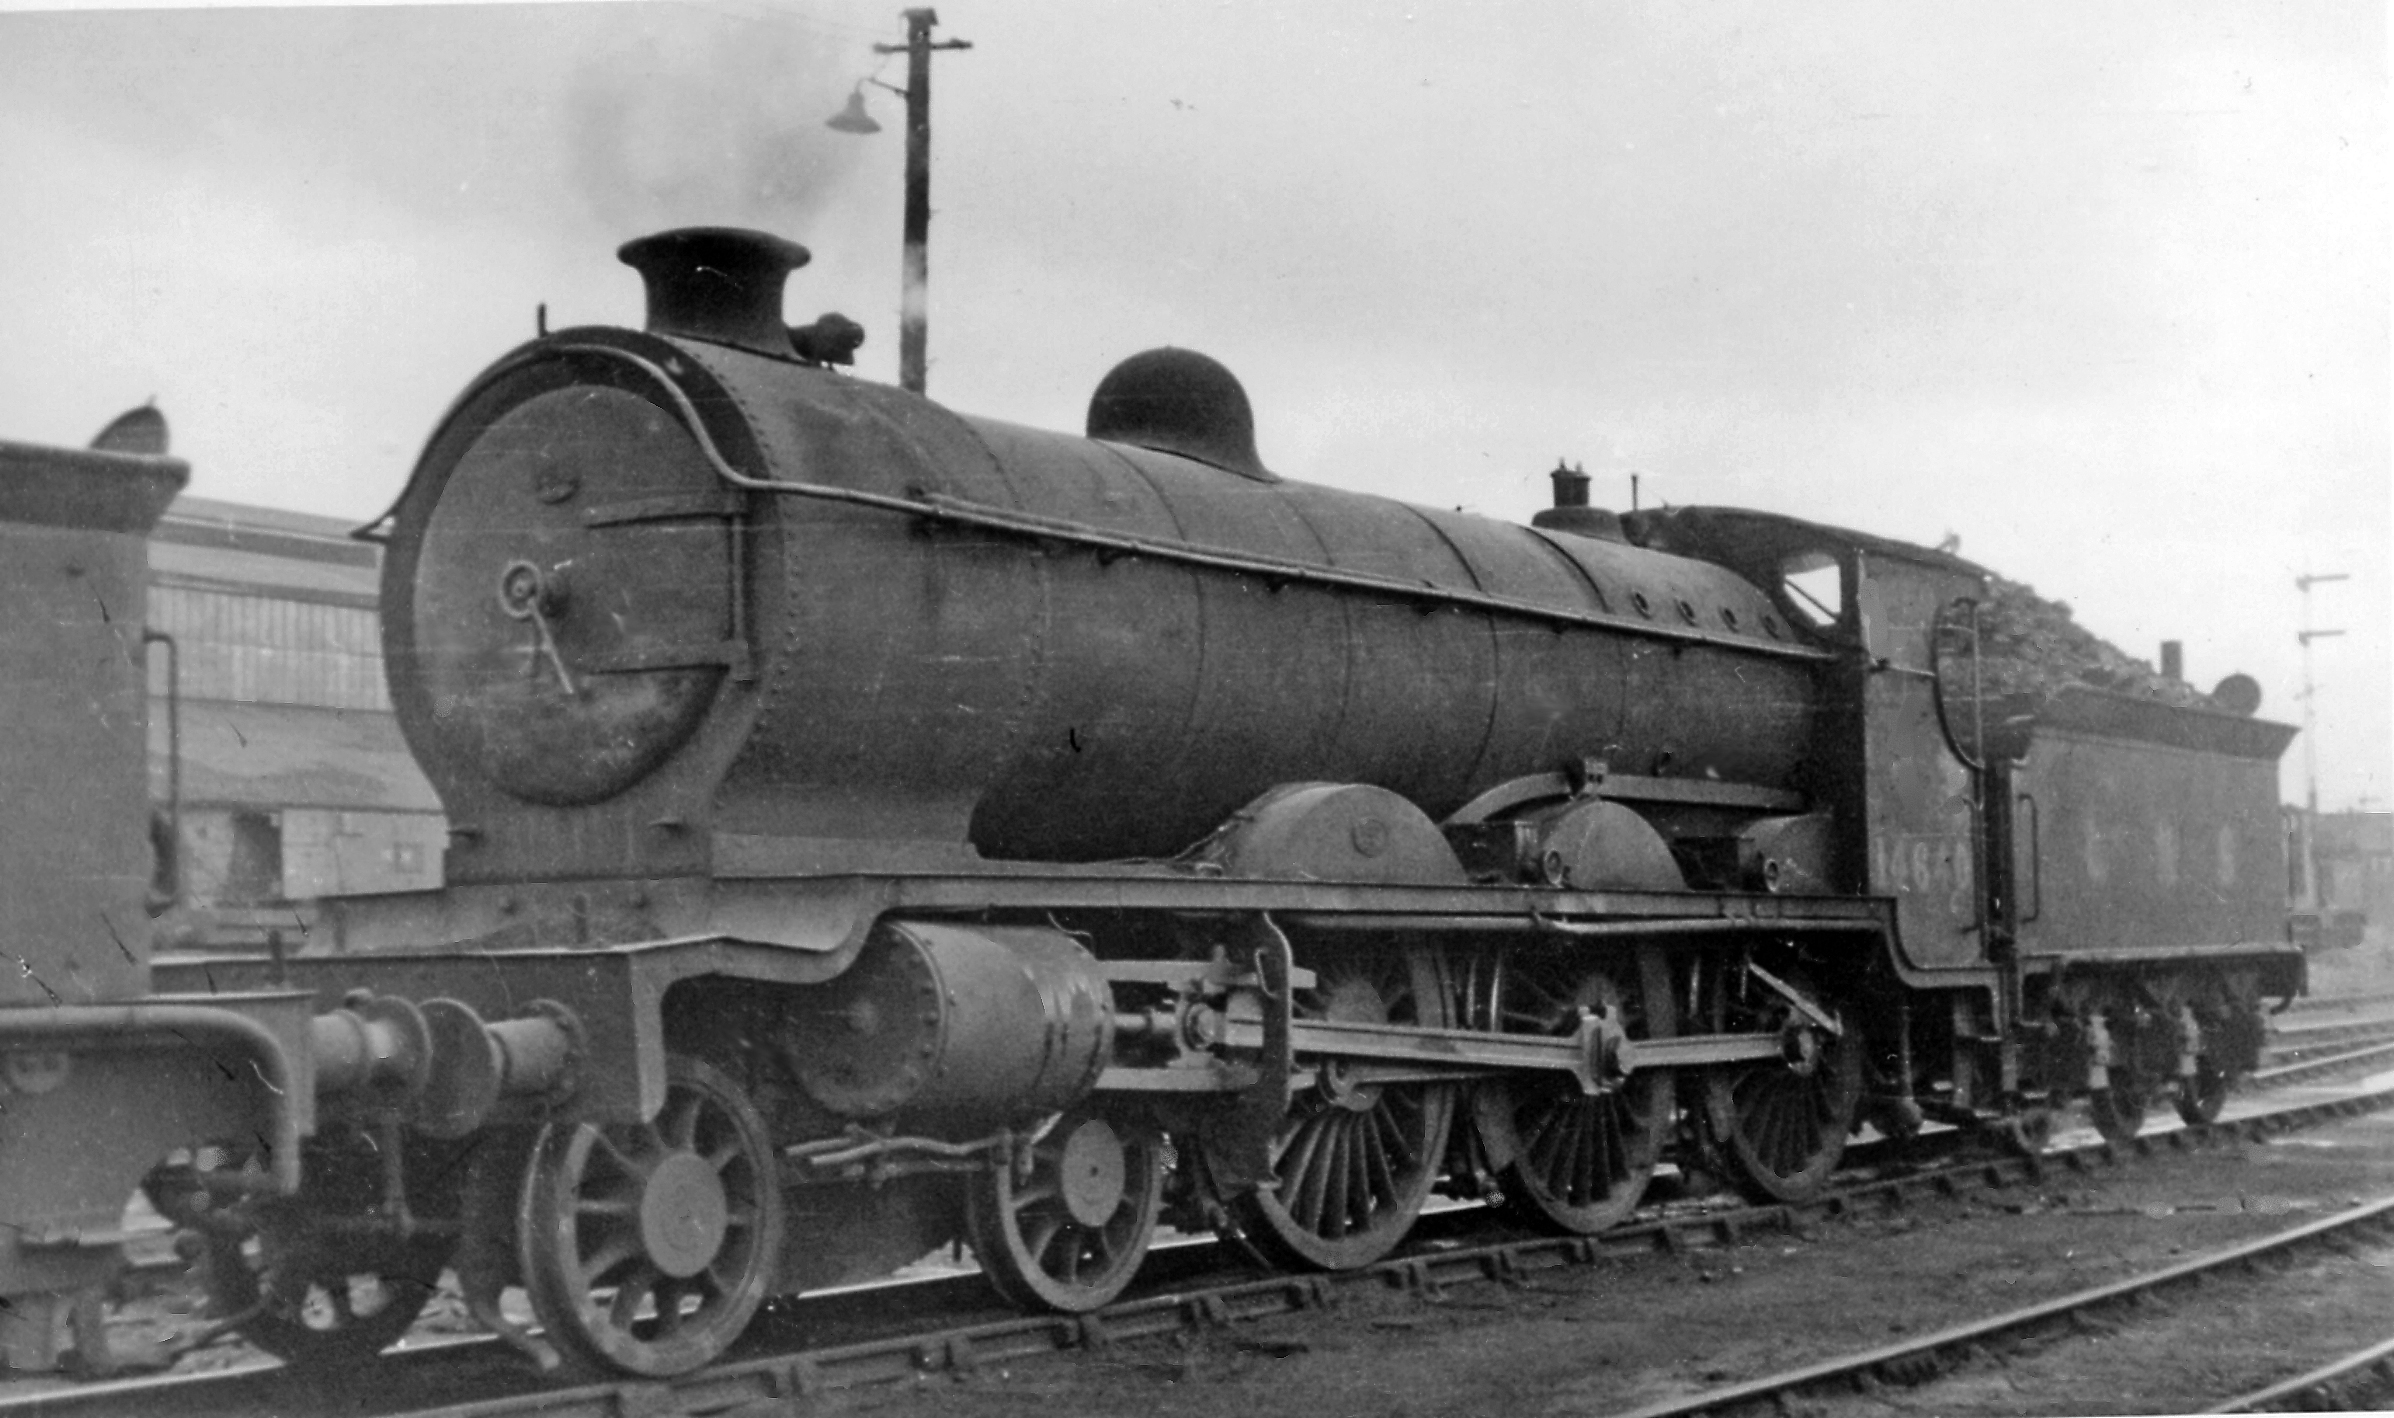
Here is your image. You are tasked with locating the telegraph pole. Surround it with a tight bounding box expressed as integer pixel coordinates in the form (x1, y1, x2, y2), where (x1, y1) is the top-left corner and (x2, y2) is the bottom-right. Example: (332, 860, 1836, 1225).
(2296, 571, 2348, 817)
(876, 10, 971, 395)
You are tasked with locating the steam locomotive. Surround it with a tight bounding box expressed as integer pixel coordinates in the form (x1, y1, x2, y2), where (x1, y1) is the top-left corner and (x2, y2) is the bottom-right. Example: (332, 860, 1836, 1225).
(13, 226, 2301, 1381)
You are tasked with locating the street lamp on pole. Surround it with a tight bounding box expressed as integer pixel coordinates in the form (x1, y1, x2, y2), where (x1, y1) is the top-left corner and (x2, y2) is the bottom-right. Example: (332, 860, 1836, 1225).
(827, 9, 971, 395)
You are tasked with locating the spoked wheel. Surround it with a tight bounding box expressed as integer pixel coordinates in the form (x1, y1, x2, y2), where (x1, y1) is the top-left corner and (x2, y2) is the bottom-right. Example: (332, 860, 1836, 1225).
(2087, 1012, 2150, 1144)
(2171, 997, 2236, 1127)
(178, 1136, 458, 1367)
(1701, 964, 1862, 1204)
(966, 1107, 1164, 1312)
(1474, 953, 1669, 1235)
(201, 1226, 453, 1366)
(2088, 1074, 2149, 1143)
(1993, 1107, 2055, 1159)
(517, 1055, 786, 1377)
(1225, 942, 1457, 1271)
(2175, 1056, 2232, 1127)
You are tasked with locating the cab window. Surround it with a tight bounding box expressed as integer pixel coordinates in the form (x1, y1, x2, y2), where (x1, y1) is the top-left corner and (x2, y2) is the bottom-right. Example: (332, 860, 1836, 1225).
(1779, 551, 1846, 630)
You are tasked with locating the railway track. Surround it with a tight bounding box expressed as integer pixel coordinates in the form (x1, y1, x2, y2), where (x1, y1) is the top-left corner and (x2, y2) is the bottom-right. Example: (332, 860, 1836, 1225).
(2253, 1011, 2394, 1087)
(1607, 1187, 2394, 1418)
(2261, 1008, 2394, 1057)
(2285, 984, 2394, 1016)
(2210, 1332, 2394, 1413)
(14, 1084, 2393, 1418)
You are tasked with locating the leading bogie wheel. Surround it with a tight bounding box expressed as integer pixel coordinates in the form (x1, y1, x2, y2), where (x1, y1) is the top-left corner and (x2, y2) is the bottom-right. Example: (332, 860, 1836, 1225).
(1475, 953, 1669, 1236)
(1224, 942, 1457, 1272)
(516, 1055, 786, 1377)
(965, 1107, 1164, 1312)
(1700, 964, 1862, 1205)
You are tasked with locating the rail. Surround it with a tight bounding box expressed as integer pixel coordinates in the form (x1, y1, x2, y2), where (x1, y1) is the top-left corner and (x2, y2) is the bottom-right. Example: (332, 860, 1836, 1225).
(1612, 1186, 2394, 1418)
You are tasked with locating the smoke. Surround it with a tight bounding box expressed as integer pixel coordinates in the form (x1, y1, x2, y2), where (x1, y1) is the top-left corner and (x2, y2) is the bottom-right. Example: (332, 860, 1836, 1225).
(566, 13, 875, 237)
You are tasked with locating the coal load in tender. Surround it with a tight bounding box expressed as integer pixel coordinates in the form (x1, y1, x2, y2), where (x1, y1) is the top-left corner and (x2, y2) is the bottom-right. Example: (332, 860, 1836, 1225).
(1950, 577, 2216, 753)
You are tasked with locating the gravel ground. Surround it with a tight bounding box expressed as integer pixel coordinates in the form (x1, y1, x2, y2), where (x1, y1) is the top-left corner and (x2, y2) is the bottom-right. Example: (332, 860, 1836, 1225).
(831, 1095, 2394, 1418)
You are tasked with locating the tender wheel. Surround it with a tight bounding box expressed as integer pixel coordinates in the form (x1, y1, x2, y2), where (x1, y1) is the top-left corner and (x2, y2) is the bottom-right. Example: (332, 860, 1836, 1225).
(1701, 964, 1862, 1204)
(181, 1135, 458, 1367)
(517, 1055, 785, 1377)
(2087, 1009, 2150, 1144)
(1994, 1107, 2055, 1158)
(202, 1228, 452, 1366)
(966, 1107, 1163, 1313)
(1476, 954, 1669, 1235)
(1225, 942, 1457, 1271)
(2088, 1075, 2148, 1142)
(2175, 1057, 2232, 1127)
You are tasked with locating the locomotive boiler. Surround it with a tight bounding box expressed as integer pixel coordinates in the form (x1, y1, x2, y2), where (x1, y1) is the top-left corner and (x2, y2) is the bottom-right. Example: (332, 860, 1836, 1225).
(385, 227, 1819, 880)
(155, 226, 2304, 1381)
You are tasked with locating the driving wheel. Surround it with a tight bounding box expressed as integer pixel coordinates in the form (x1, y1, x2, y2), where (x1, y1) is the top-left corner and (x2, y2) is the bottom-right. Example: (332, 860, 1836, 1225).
(1475, 953, 1669, 1235)
(516, 1055, 785, 1377)
(1224, 942, 1457, 1271)
(1701, 963, 1861, 1204)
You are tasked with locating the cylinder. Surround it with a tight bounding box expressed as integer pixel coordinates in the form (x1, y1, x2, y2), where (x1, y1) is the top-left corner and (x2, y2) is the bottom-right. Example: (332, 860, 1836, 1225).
(785, 922, 1113, 1128)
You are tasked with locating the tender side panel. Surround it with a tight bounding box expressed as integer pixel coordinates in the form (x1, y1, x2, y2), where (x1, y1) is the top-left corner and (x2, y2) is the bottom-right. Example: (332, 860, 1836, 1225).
(0, 443, 184, 1004)
(2013, 728, 2288, 954)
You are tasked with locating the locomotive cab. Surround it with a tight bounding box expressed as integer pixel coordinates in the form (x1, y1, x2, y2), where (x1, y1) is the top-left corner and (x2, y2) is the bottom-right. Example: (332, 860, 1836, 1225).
(1625, 506, 1992, 969)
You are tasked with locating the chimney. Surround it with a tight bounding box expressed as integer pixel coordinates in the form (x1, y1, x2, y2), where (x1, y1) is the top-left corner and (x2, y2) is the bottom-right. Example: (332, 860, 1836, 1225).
(2160, 640, 2184, 681)
(1548, 460, 1591, 509)
(1530, 460, 1624, 542)
(616, 227, 812, 359)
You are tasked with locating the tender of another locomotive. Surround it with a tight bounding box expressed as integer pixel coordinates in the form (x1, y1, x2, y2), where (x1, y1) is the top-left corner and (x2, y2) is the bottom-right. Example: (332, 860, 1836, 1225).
(0, 421, 595, 1373)
(0, 425, 314, 1372)
(161, 228, 2303, 1379)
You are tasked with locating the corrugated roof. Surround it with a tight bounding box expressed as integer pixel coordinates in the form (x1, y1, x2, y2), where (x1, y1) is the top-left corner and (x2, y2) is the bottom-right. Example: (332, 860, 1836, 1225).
(150, 700, 439, 813)
(161, 494, 371, 545)
(150, 539, 380, 604)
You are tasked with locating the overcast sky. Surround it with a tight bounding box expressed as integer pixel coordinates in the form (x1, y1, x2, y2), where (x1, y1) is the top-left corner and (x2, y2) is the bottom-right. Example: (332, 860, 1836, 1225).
(1, 0, 2385, 809)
